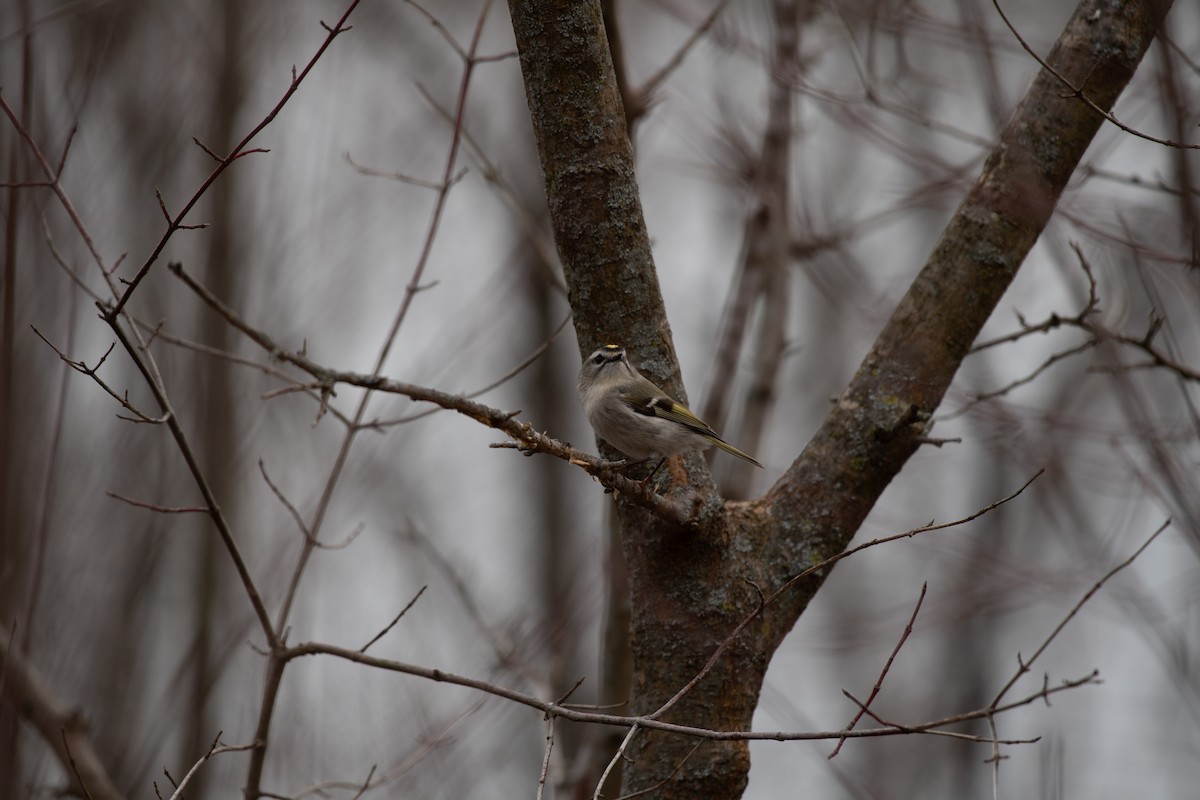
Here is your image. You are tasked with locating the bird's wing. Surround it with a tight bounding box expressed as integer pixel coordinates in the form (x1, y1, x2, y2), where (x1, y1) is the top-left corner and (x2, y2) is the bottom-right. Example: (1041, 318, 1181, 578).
(618, 384, 716, 436)
(619, 382, 764, 468)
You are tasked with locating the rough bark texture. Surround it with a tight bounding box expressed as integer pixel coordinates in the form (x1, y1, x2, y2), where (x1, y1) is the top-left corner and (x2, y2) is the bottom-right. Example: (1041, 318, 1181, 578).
(507, 0, 1172, 797)
(505, 1, 681, 388)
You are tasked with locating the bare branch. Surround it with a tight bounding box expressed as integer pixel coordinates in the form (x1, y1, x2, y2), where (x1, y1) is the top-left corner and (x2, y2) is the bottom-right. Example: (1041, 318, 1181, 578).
(105, 492, 206, 514)
(829, 582, 928, 758)
(376, 310, 571, 427)
(686, 470, 1046, 716)
(536, 718, 555, 800)
(165, 734, 258, 800)
(593, 725, 638, 800)
(61, 730, 96, 800)
(992, 0, 1198, 150)
(955, 244, 1200, 417)
(614, 742, 703, 800)
(839, 692, 1041, 746)
(359, 585, 428, 654)
(30, 327, 167, 423)
(404, 0, 468, 60)
(170, 260, 695, 526)
(989, 519, 1171, 707)
(282, 640, 1096, 744)
(413, 84, 564, 285)
(627, 0, 732, 127)
(102, 1, 363, 314)
(345, 151, 467, 190)
(0, 624, 125, 800)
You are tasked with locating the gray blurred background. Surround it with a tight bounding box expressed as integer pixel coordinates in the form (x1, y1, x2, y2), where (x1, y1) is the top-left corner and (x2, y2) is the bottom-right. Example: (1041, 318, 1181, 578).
(2, 0, 1199, 797)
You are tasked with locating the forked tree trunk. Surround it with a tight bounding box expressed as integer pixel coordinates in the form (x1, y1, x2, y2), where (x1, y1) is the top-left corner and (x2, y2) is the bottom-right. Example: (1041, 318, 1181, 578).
(505, 1, 1173, 796)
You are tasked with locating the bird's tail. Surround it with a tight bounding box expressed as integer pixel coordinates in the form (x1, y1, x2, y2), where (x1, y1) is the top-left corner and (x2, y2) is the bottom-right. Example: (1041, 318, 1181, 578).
(713, 438, 763, 468)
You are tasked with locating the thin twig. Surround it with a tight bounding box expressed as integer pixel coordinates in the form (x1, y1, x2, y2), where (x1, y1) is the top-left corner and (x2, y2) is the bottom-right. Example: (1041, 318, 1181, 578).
(169, 260, 694, 526)
(401, 526, 526, 672)
(30, 328, 167, 423)
(272, 0, 497, 638)
(359, 585, 428, 653)
(345, 151, 467, 190)
(535, 718, 555, 800)
(165, 734, 258, 800)
(376, 310, 572, 427)
(105, 0, 365, 315)
(614, 741, 703, 800)
(635, 0, 732, 110)
(105, 492, 206, 514)
(60, 729, 95, 800)
(128, 319, 360, 427)
(257, 459, 318, 544)
(593, 725, 639, 800)
(284, 640, 1095, 743)
(840, 691, 1042, 746)
(989, 519, 1170, 706)
(990, 0, 1197, 150)
(348, 764, 377, 800)
(413, 84, 564, 286)
(244, 6, 497, 795)
(644, 470, 1046, 726)
(829, 581, 928, 758)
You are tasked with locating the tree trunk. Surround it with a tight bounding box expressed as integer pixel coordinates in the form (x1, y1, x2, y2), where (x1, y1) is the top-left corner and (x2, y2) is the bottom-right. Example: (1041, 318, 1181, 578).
(506, 0, 1172, 796)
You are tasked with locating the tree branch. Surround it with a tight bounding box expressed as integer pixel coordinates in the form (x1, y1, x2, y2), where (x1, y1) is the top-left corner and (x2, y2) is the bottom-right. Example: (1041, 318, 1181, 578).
(0, 624, 125, 800)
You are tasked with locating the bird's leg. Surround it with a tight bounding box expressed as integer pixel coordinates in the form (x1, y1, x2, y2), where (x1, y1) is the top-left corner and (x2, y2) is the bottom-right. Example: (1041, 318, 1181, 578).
(639, 457, 667, 488)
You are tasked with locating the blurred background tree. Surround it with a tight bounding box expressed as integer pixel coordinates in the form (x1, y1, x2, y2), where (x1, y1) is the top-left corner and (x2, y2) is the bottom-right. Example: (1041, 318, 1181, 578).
(1, 0, 1197, 798)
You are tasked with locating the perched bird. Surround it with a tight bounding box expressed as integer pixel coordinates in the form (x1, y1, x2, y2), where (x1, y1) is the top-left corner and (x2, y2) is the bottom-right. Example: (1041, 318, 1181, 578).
(577, 344, 763, 470)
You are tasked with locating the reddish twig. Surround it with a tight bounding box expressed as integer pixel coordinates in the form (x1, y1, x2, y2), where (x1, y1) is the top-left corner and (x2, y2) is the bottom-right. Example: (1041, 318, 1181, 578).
(270, 0, 497, 639)
(243, 5, 505, 796)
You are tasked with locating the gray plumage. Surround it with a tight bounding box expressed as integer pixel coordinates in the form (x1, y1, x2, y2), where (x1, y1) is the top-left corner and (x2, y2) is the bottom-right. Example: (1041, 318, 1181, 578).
(577, 344, 763, 467)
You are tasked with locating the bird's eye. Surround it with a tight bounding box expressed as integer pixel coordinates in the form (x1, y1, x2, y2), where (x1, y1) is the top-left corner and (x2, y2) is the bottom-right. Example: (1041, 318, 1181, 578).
(592, 354, 605, 365)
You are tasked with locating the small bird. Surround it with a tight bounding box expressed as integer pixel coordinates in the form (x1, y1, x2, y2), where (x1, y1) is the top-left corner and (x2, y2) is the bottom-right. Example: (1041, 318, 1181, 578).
(577, 344, 763, 470)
